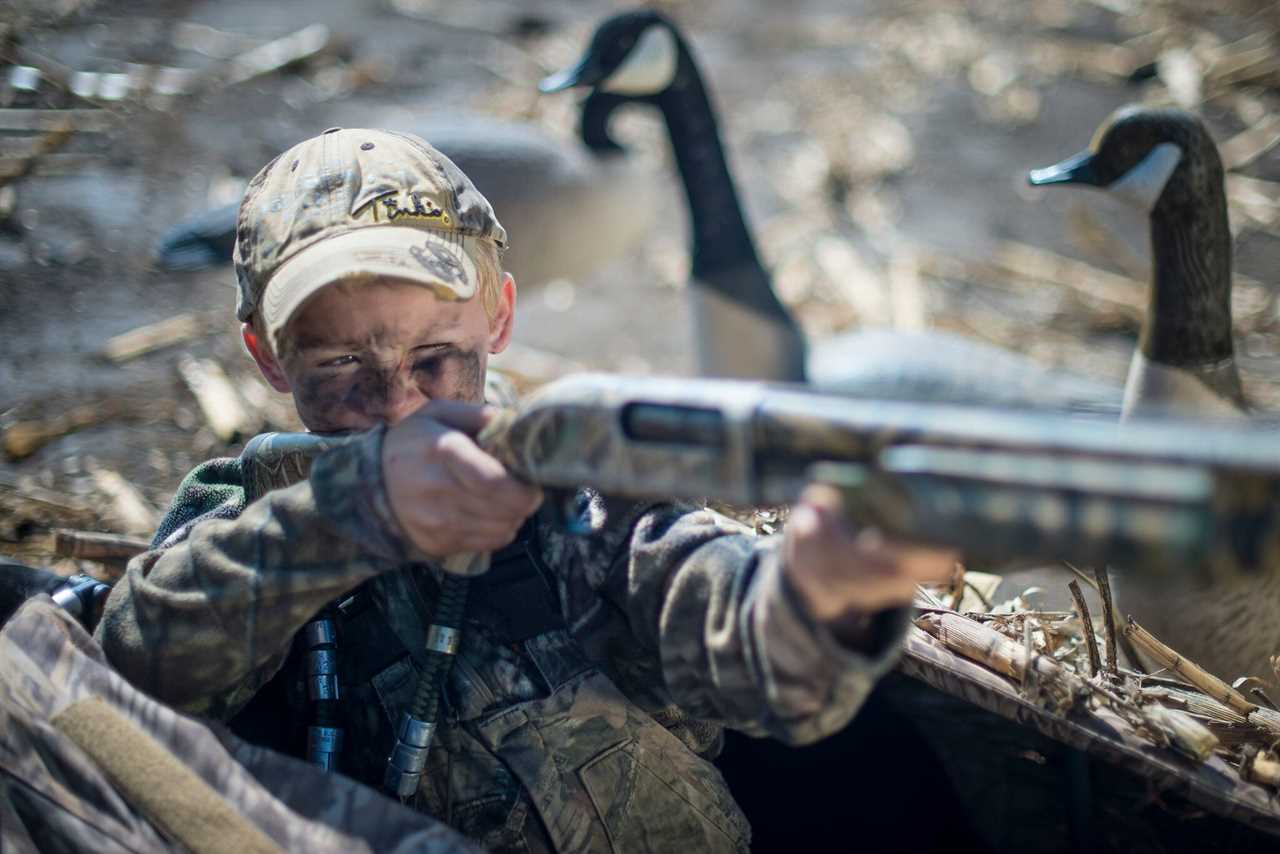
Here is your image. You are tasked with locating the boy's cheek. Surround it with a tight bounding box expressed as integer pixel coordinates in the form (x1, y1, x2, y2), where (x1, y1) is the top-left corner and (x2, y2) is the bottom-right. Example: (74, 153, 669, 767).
(450, 348, 486, 402)
(290, 372, 376, 433)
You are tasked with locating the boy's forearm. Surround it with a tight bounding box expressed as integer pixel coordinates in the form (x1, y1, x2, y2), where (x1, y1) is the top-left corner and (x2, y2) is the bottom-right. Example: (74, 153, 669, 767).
(610, 506, 907, 745)
(95, 432, 407, 715)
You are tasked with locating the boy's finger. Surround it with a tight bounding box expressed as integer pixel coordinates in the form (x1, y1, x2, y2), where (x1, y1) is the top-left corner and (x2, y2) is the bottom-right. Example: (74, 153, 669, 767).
(438, 429, 509, 485)
(448, 488, 542, 525)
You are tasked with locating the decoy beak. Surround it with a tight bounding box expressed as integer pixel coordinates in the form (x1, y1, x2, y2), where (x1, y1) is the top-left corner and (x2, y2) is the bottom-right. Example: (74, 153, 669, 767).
(539, 53, 604, 93)
(1027, 150, 1102, 188)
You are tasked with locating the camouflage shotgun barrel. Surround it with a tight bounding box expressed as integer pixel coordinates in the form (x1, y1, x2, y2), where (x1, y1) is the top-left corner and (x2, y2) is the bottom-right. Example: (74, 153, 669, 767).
(243, 373, 1280, 583)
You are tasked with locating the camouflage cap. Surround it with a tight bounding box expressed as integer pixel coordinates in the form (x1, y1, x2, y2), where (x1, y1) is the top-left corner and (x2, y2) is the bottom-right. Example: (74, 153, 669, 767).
(233, 127, 508, 349)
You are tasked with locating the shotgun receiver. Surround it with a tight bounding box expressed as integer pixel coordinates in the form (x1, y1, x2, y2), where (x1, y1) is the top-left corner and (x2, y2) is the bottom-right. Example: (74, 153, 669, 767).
(241, 373, 1280, 583)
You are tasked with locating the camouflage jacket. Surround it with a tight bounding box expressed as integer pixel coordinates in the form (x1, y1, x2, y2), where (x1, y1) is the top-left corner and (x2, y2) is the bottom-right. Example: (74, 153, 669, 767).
(96, 426, 908, 852)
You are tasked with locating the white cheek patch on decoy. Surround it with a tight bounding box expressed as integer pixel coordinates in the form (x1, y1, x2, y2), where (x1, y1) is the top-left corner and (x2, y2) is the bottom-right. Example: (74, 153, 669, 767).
(1105, 142, 1182, 212)
(601, 26, 678, 96)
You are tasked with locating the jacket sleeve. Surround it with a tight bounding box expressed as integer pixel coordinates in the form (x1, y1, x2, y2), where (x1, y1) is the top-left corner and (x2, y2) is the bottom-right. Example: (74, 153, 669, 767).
(95, 428, 410, 718)
(560, 499, 909, 746)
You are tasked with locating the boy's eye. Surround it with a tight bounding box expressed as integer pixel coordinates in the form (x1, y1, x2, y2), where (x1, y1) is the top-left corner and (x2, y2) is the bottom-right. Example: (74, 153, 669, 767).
(413, 347, 454, 375)
(413, 355, 444, 374)
(320, 355, 359, 368)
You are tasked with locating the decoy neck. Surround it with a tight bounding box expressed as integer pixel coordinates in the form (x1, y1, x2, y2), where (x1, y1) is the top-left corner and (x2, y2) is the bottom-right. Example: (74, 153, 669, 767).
(1029, 106, 1244, 410)
(646, 24, 765, 285)
(542, 11, 797, 334)
(579, 91, 629, 154)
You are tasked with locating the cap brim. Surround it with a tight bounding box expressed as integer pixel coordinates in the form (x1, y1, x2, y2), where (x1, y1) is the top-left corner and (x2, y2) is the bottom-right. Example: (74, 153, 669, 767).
(260, 226, 480, 349)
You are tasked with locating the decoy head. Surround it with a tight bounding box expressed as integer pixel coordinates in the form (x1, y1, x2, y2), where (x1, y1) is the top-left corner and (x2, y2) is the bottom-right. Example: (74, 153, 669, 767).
(539, 10, 681, 99)
(1028, 106, 1223, 216)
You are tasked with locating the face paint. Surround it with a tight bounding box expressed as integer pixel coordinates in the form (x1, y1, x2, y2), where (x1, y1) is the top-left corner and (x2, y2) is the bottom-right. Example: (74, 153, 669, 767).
(275, 279, 495, 432)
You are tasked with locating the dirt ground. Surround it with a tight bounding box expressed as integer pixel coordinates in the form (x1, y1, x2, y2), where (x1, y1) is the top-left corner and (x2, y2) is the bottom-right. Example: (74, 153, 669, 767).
(2, 0, 1280, 577)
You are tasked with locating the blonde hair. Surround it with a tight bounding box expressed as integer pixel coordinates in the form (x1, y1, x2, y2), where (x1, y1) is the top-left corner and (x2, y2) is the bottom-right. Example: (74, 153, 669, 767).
(473, 237, 504, 318)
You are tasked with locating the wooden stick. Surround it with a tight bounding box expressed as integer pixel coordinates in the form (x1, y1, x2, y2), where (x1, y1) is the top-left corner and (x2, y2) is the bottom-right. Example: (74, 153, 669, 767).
(918, 248, 1140, 335)
(222, 24, 331, 86)
(1064, 562, 1099, 591)
(992, 241, 1144, 314)
(1026, 36, 1141, 82)
(0, 478, 95, 541)
(0, 153, 105, 179)
(101, 312, 209, 364)
(91, 469, 158, 537)
(1092, 567, 1119, 677)
(171, 22, 262, 60)
(3, 403, 117, 460)
(177, 356, 257, 443)
(1250, 689, 1277, 710)
(0, 109, 113, 133)
(52, 528, 149, 562)
(0, 117, 74, 191)
(1220, 114, 1280, 172)
(1207, 34, 1275, 85)
(1123, 617, 1257, 717)
(1067, 579, 1102, 678)
(1233, 677, 1279, 711)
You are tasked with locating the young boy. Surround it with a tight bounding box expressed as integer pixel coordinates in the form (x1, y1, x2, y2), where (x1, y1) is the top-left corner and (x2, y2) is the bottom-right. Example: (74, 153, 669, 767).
(96, 127, 953, 852)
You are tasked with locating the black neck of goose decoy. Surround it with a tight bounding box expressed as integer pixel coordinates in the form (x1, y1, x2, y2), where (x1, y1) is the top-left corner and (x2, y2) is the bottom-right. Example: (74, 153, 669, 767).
(651, 33, 794, 325)
(580, 91, 629, 155)
(1142, 169, 1244, 404)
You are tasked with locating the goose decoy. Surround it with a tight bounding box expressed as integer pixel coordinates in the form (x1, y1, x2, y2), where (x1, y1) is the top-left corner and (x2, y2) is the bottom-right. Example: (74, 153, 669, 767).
(154, 96, 665, 288)
(542, 9, 809, 384)
(1031, 107, 1276, 688)
(1029, 106, 1247, 419)
(540, 10, 1123, 414)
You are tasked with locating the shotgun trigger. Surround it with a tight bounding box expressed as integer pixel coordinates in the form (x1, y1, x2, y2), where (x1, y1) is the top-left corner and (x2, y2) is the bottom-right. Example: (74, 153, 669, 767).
(546, 487, 596, 536)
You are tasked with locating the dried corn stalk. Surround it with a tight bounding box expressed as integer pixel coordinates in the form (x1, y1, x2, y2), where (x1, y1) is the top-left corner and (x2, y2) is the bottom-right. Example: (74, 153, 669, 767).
(915, 611, 1082, 713)
(1123, 618, 1257, 716)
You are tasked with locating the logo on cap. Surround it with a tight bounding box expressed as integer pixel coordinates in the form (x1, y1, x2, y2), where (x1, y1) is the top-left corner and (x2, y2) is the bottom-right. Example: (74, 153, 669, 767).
(351, 190, 454, 227)
(381, 190, 452, 225)
(410, 240, 466, 285)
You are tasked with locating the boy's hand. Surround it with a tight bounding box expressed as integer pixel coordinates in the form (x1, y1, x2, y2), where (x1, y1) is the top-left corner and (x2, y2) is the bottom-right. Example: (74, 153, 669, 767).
(382, 400, 543, 557)
(784, 483, 955, 647)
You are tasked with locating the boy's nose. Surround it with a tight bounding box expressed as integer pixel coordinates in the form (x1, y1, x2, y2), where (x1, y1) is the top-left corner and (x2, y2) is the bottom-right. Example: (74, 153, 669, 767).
(380, 373, 428, 426)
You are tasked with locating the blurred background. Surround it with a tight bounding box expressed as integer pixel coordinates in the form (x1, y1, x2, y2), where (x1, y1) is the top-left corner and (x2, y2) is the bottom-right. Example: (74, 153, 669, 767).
(2, 0, 1279, 573)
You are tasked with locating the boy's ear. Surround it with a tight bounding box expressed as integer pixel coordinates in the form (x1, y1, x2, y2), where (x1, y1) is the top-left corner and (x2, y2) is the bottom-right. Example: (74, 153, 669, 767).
(242, 323, 292, 393)
(487, 272, 517, 355)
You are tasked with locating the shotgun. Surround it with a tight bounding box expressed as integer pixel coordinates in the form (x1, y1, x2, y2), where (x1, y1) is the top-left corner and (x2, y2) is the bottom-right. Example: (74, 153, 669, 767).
(241, 372, 1280, 585)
